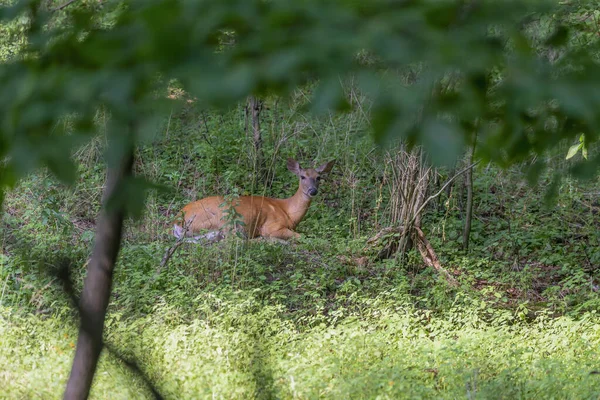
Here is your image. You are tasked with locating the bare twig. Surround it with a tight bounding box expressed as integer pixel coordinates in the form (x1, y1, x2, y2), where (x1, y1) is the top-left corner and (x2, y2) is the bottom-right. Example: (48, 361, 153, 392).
(158, 234, 186, 271)
(463, 131, 478, 251)
(51, 0, 78, 12)
(408, 160, 480, 228)
(157, 216, 193, 272)
(149, 217, 225, 290)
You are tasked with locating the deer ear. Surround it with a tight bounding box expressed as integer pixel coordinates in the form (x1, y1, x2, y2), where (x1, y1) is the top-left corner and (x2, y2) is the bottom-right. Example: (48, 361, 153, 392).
(287, 158, 302, 175)
(316, 160, 335, 174)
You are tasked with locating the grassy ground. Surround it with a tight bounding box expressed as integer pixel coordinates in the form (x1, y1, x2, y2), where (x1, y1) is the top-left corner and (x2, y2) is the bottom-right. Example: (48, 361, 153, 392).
(0, 307, 152, 399)
(2, 268, 600, 398)
(1, 102, 600, 398)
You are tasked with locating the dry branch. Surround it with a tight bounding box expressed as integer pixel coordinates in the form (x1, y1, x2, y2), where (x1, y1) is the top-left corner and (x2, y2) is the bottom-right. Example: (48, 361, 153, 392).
(414, 227, 458, 286)
(408, 160, 480, 228)
(51, 0, 78, 12)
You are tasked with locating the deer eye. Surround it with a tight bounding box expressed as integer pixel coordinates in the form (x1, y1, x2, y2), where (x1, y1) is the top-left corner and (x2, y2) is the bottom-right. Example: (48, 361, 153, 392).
(301, 176, 306, 180)
(316, 176, 321, 181)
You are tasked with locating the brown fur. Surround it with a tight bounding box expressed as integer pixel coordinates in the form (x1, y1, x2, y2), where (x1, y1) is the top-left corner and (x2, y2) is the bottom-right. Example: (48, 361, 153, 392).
(174, 158, 335, 240)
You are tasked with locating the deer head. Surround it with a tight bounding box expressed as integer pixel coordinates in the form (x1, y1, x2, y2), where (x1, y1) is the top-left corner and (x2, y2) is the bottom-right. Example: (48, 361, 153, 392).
(287, 158, 335, 197)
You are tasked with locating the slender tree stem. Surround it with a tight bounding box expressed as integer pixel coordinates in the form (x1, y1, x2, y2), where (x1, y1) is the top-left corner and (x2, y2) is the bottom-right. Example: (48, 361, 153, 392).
(462, 130, 478, 251)
(64, 139, 134, 400)
(52, 0, 78, 12)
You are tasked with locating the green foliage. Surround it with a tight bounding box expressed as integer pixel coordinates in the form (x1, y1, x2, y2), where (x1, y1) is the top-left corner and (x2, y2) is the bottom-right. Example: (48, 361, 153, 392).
(1, 0, 600, 213)
(5, 293, 600, 398)
(2, 125, 600, 397)
(2, 0, 600, 397)
(0, 307, 154, 399)
(0, 0, 27, 62)
(220, 189, 246, 238)
(566, 133, 588, 160)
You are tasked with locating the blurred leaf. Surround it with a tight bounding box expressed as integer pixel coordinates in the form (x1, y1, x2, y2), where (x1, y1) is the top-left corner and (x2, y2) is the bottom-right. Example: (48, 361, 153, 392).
(543, 173, 561, 207)
(566, 143, 582, 159)
(1, 0, 600, 204)
(105, 176, 164, 220)
(570, 153, 600, 180)
(310, 77, 349, 115)
(420, 119, 464, 166)
(545, 25, 569, 47)
(44, 153, 76, 185)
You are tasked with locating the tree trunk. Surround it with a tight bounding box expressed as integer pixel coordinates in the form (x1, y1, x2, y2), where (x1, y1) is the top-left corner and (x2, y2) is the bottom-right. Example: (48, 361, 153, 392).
(247, 96, 264, 180)
(64, 141, 134, 400)
(462, 131, 477, 251)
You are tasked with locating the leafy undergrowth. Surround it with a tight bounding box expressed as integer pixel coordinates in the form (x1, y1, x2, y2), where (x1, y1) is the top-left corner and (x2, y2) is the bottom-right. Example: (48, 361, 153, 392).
(2, 232, 600, 399)
(0, 307, 152, 399)
(2, 157, 600, 398)
(2, 289, 600, 399)
(109, 299, 600, 399)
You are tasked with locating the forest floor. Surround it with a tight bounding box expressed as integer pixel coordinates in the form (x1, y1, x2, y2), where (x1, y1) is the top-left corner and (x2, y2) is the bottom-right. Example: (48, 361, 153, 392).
(1, 119, 600, 398)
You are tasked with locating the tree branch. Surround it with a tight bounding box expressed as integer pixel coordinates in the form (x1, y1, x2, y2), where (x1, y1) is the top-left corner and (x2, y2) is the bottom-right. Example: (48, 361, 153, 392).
(51, 0, 78, 12)
(408, 160, 480, 228)
(414, 226, 458, 286)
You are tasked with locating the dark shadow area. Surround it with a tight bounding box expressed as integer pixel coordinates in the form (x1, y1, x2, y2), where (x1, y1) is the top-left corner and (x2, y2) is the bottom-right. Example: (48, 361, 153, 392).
(250, 330, 276, 400)
(54, 260, 165, 400)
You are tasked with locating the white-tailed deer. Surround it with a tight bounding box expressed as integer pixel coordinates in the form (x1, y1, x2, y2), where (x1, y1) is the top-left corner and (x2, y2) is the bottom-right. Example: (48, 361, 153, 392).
(173, 158, 335, 242)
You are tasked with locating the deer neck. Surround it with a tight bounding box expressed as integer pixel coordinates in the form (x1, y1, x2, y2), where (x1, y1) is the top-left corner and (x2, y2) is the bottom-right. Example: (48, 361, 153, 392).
(283, 184, 312, 228)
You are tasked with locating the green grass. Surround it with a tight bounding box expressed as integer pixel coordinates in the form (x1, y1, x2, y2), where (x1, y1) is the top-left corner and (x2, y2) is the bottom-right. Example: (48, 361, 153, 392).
(2, 290, 600, 399)
(0, 307, 152, 399)
(2, 201, 600, 399)
(2, 175, 600, 398)
(1, 99, 600, 398)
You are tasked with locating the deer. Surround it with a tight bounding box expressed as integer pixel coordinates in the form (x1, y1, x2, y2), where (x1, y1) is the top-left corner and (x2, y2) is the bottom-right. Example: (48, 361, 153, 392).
(173, 158, 335, 243)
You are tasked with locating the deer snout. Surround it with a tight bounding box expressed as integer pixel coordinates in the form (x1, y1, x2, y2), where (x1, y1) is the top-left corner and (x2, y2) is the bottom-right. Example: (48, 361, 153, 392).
(308, 188, 318, 197)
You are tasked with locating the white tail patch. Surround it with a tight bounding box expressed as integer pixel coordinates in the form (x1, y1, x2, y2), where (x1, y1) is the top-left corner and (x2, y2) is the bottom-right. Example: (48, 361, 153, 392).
(173, 224, 185, 239)
(187, 230, 225, 243)
(173, 224, 224, 244)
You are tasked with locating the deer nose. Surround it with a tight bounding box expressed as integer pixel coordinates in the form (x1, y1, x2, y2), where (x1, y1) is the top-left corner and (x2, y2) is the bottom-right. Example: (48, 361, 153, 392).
(308, 188, 318, 197)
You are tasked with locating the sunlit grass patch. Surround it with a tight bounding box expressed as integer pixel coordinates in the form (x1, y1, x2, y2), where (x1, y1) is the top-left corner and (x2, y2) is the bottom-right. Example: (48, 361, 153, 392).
(106, 297, 600, 399)
(0, 307, 152, 399)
